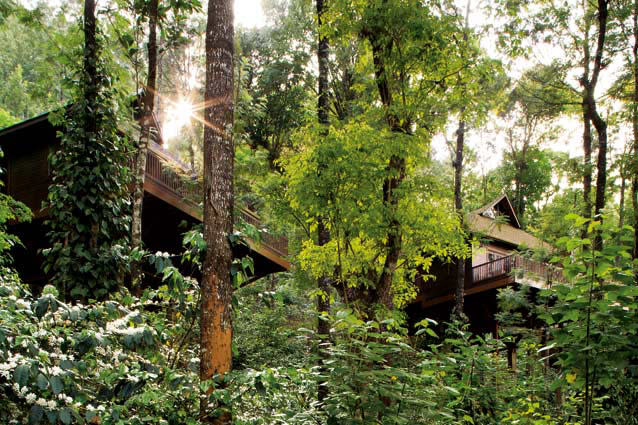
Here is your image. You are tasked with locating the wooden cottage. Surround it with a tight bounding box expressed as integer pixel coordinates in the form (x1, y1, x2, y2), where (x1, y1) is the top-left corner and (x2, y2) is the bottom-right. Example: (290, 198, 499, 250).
(407, 194, 561, 335)
(0, 112, 289, 287)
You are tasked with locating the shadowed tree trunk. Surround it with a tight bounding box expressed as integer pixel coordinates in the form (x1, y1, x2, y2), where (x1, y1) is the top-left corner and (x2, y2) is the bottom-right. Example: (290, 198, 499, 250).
(579, 0, 609, 253)
(131, 0, 159, 289)
(316, 0, 331, 405)
(84, 0, 97, 135)
(619, 161, 626, 229)
(453, 119, 465, 317)
(632, 0, 638, 264)
(200, 0, 234, 423)
(582, 109, 593, 228)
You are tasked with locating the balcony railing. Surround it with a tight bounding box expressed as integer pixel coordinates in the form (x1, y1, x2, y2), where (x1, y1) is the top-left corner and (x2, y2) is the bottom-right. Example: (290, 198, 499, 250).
(470, 254, 564, 289)
(144, 143, 288, 257)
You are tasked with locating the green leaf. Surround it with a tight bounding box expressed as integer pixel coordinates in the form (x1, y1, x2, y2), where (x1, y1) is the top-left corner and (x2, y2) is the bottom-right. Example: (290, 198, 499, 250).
(36, 373, 48, 390)
(50, 375, 63, 395)
(29, 405, 44, 425)
(14, 364, 30, 387)
(59, 408, 72, 425)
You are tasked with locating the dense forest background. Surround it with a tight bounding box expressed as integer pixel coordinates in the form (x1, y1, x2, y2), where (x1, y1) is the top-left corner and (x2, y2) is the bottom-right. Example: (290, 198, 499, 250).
(1, 0, 638, 423)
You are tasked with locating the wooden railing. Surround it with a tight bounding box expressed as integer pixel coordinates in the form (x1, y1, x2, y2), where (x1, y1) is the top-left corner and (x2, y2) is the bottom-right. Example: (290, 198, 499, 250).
(144, 143, 288, 257)
(470, 254, 564, 289)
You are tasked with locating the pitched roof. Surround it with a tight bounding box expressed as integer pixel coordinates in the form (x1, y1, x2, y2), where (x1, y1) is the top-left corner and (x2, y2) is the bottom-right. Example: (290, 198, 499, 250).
(467, 194, 551, 251)
(471, 194, 521, 229)
(466, 213, 552, 251)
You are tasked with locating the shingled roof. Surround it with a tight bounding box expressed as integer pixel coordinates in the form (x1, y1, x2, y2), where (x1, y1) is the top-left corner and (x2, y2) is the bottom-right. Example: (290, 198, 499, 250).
(467, 194, 551, 251)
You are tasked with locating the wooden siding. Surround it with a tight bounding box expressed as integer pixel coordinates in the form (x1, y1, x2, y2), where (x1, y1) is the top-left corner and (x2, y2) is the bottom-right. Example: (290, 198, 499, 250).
(7, 144, 49, 215)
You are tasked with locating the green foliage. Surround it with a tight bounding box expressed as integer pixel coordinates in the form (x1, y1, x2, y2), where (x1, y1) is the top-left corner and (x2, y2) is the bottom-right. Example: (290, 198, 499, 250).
(279, 121, 467, 308)
(0, 268, 202, 425)
(236, 3, 314, 171)
(493, 147, 553, 225)
(233, 279, 312, 370)
(0, 106, 17, 129)
(539, 215, 638, 423)
(43, 20, 132, 300)
(0, 8, 78, 120)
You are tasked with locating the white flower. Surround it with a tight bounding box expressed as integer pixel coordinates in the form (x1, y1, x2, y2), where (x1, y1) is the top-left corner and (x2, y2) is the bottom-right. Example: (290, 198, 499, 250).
(47, 400, 57, 410)
(25, 393, 36, 403)
(97, 405, 105, 412)
(16, 300, 30, 310)
(50, 366, 63, 376)
(36, 398, 47, 407)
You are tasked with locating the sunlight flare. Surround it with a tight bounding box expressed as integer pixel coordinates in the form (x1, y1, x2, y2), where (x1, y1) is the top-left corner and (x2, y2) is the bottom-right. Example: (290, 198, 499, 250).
(162, 98, 194, 141)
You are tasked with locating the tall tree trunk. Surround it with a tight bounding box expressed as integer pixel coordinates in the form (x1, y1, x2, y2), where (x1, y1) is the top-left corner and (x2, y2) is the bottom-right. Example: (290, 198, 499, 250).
(590, 0, 609, 252)
(453, 119, 465, 317)
(581, 0, 593, 231)
(366, 34, 406, 311)
(580, 0, 609, 252)
(632, 0, 638, 262)
(316, 0, 331, 405)
(131, 0, 159, 288)
(582, 113, 593, 225)
(200, 0, 234, 423)
(83, 0, 97, 138)
(619, 166, 626, 228)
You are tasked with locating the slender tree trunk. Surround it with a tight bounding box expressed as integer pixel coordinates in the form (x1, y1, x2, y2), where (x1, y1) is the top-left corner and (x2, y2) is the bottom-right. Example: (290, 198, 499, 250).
(632, 0, 638, 262)
(580, 0, 609, 251)
(581, 3, 593, 230)
(453, 119, 465, 317)
(83, 0, 97, 137)
(591, 109, 608, 220)
(316, 0, 331, 405)
(620, 172, 626, 228)
(590, 0, 609, 251)
(131, 0, 159, 288)
(582, 107, 593, 230)
(200, 0, 234, 423)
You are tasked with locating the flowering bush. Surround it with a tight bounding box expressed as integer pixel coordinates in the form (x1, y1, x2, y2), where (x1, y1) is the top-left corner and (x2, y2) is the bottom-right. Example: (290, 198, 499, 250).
(0, 267, 201, 425)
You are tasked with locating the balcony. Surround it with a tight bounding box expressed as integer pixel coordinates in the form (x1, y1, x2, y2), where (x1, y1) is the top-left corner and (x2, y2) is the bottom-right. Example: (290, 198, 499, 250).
(417, 254, 564, 308)
(143, 142, 289, 265)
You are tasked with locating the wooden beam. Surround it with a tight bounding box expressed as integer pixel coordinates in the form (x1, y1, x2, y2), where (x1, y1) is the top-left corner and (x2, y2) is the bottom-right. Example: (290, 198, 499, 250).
(418, 276, 513, 309)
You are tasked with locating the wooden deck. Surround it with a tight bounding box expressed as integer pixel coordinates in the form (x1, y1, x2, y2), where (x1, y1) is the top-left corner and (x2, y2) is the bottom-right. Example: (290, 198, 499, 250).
(143, 142, 289, 270)
(418, 254, 564, 308)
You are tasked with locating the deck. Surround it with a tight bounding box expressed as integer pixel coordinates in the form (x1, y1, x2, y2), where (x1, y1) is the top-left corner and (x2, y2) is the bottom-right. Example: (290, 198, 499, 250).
(418, 254, 564, 308)
(143, 142, 289, 269)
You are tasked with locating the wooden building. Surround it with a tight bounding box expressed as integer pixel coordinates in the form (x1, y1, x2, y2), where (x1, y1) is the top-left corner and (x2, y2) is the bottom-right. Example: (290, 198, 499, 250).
(0, 112, 289, 287)
(407, 194, 562, 335)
